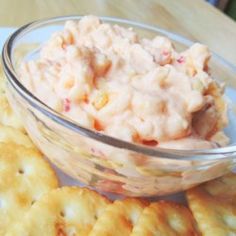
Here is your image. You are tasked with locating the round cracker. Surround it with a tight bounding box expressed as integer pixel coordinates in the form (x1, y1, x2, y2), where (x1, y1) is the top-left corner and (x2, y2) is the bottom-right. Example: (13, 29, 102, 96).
(0, 124, 33, 148)
(0, 92, 24, 131)
(0, 68, 24, 130)
(131, 201, 199, 236)
(6, 187, 111, 236)
(89, 198, 148, 236)
(0, 143, 58, 235)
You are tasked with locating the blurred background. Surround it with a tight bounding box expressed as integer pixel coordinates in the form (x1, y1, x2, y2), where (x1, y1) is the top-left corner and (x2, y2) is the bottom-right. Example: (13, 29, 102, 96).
(207, 0, 236, 20)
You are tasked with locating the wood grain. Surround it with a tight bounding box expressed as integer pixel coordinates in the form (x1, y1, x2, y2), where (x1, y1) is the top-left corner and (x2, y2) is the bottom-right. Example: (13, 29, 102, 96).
(0, 0, 236, 65)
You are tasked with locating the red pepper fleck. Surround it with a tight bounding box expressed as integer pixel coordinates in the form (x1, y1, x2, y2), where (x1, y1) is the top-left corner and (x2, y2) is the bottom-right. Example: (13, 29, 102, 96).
(142, 139, 158, 146)
(63, 98, 71, 112)
(177, 56, 185, 64)
(94, 119, 104, 131)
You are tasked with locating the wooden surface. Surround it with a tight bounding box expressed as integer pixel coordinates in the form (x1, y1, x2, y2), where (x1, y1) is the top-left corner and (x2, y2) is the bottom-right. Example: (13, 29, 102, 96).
(0, 0, 236, 65)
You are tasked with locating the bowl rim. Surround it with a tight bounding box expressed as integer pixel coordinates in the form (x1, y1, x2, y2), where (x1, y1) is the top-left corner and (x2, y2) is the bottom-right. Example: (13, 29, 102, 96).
(2, 15, 236, 161)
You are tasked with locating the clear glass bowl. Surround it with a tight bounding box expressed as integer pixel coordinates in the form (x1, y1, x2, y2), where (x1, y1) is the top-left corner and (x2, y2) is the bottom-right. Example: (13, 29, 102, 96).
(2, 16, 236, 197)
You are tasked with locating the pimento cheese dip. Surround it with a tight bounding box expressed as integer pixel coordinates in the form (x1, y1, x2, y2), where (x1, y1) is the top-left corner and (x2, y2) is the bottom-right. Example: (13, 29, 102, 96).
(20, 15, 228, 149)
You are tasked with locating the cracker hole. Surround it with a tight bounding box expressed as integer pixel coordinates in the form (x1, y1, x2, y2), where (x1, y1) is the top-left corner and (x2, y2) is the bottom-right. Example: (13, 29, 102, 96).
(18, 169, 24, 174)
(31, 200, 36, 205)
(125, 218, 133, 228)
(60, 211, 65, 218)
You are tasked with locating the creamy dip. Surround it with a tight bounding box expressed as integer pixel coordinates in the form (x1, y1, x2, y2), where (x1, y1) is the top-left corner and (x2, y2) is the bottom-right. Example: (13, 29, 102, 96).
(20, 15, 228, 149)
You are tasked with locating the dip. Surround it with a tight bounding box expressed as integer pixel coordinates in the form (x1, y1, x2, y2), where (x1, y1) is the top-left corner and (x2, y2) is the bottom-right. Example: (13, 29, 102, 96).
(20, 15, 228, 150)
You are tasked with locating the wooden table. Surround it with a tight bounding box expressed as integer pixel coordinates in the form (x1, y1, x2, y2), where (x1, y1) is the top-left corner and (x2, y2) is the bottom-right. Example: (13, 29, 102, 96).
(0, 0, 236, 66)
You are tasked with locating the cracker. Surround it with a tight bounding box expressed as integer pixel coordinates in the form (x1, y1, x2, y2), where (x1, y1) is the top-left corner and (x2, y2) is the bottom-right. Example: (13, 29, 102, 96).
(89, 198, 147, 236)
(186, 172, 236, 236)
(0, 124, 33, 148)
(0, 68, 24, 130)
(0, 143, 58, 235)
(0, 67, 6, 94)
(0, 93, 23, 129)
(6, 187, 111, 236)
(131, 201, 199, 236)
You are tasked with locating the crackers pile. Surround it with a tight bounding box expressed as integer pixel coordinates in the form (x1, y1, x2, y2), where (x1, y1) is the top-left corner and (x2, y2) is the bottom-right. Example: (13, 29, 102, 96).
(6, 187, 199, 236)
(0, 67, 59, 235)
(0, 143, 58, 235)
(0, 67, 236, 235)
(5, 174, 236, 236)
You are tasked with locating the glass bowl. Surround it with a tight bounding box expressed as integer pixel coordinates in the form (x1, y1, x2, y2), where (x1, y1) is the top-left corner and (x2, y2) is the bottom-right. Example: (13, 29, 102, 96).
(2, 16, 236, 197)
